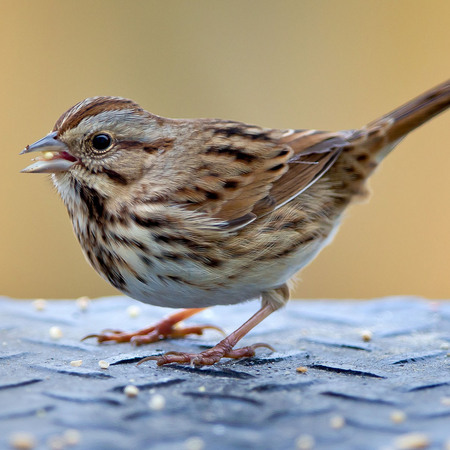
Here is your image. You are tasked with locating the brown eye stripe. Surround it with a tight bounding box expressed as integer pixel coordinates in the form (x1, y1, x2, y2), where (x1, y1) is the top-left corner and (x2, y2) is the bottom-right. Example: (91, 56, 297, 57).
(141, 138, 174, 153)
(115, 138, 174, 153)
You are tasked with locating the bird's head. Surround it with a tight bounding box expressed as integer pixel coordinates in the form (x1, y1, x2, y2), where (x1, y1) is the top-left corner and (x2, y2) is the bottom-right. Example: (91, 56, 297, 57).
(21, 97, 175, 195)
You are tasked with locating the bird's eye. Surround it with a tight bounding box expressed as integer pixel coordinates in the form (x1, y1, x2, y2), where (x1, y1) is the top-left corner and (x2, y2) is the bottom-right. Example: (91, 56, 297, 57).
(91, 133, 112, 152)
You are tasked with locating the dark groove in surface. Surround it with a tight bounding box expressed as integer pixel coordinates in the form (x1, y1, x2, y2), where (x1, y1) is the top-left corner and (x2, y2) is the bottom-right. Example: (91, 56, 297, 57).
(43, 391, 123, 406)
(0, 378, 43, 390)
(320, 390, 400, 405)
(309, 364, 386, 378)
(0, 405, 55, 420)
(164, 365, 255, 379)
(31, 365, 112, 379)
(251, 381, 314, 392)
(183, 391, 263, 406)
(111, 378, 186, 392)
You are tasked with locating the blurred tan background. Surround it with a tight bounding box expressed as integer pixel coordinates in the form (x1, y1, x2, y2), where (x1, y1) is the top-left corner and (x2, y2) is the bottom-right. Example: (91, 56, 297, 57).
(1, 0, 449, 300)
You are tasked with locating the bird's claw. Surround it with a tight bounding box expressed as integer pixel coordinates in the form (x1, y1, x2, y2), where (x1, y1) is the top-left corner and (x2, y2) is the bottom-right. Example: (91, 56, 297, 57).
(137, 342, 274, 366)
(81, 323, 224, 345)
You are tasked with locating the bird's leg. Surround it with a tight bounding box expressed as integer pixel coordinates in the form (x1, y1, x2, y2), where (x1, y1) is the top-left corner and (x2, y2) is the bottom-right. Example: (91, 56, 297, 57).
(82, 307, 224, 345)
(139, 284, 289, 366)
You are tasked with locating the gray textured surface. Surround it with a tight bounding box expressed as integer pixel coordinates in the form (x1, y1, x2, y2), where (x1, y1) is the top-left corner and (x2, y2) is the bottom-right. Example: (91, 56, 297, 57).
(1, 296, 449, 449)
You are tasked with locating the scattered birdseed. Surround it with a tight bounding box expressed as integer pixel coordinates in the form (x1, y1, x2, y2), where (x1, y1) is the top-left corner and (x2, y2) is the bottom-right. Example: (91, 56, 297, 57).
(394, 432, 430, 449)
(390, 410, 407, 424)
(127, 305, 141, 318)
(148, 394, 166, 410)
(9, 432, 36, 450)
(198, 386, 206, 392)
(184, 436, 205, 450)
(296, 434, 315, 449)
(98, 360, 110, 369)
(329, 415, 345, 429)
(76, 296, 90, 311)
(62, 429, 81, 446)
(32, 299, 47, 311)
(70, 360, 83, 367)
(296, 366, 308, 373)
(124, 385, 140, 397)
(361, 330, 373, 342)
(49, 326, 63, 340)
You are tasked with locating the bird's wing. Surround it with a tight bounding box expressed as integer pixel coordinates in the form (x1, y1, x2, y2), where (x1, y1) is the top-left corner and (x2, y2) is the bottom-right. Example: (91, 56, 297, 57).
(175, 121, 352, 230)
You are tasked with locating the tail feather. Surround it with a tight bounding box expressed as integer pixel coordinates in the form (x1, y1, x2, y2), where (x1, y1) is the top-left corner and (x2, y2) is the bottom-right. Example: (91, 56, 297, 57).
(351, 79, 450, 160)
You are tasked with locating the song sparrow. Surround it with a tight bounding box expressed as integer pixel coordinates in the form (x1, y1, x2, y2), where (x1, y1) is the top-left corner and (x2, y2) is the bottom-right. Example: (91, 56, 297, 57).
(21, 80, 449, 366)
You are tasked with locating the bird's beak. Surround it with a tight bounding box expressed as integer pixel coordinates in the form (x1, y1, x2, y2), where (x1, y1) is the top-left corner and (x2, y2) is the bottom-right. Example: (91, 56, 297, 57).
(20, 131, 78, 173)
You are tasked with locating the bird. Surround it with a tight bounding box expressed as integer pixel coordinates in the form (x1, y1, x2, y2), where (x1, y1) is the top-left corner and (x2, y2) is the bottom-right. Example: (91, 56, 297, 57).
(21, 80, 450, 366)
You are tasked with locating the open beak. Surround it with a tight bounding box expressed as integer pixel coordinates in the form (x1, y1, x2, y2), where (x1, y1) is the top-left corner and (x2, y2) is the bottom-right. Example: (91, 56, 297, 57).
(20, 131, 78, 173)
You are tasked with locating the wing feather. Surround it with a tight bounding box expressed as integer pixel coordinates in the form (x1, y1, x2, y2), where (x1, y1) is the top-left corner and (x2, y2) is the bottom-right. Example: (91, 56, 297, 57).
(175, 121, 353, 229)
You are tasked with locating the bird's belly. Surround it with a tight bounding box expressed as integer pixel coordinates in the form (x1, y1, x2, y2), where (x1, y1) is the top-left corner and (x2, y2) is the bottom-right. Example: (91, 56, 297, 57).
(81, 215, 340, 309)
(114, 229, 336, 309)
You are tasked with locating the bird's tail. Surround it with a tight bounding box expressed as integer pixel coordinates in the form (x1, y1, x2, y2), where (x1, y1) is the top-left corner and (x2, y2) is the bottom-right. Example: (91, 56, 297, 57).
(350, 79, 450, 162)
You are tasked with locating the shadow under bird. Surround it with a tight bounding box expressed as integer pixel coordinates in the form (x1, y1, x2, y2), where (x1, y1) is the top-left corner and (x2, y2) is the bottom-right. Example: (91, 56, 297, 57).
(21, 80, 450, 366)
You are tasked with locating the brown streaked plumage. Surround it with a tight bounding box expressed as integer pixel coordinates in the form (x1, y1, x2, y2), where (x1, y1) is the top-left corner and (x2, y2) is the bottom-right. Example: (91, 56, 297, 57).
(21, 80, 450, 366)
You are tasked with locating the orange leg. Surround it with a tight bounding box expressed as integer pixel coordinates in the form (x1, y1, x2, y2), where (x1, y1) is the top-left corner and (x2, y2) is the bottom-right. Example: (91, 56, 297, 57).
(82, 308, 223, 345)
(138, 303, 276, 366)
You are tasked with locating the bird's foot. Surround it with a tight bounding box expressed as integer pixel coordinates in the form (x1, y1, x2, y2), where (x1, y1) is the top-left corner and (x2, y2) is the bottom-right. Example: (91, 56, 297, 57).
(138, 341, 274, 366)
(82, 308, 223, 345)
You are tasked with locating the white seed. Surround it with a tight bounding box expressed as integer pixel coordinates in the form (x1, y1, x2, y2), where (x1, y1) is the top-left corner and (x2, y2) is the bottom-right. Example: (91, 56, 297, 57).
(394, 432, 430, 449)
(296, 434, 315, 449)
(124, 385, 140, 397)
(441, 396, 450, 406)
(390, 410, 407, 424)
(330, 415, 345, 429)
(296, 366, 308, 373)
(361, 330, 373, 342)
(148, 394, 166, 410)
(42, 151, 54, 160)
(63, 429, 81, 446)
(98, 360, 110, 369)
(49, 326, 63, 340)
(76, 296, 90, 311)
(198, 385, 206, 392)
(127, 305, 141, 318)
(33, 299, 47, 311)
(9, 432, 36, 449)
(184, 436, 205, 450)
(70, 360, 83, 367)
